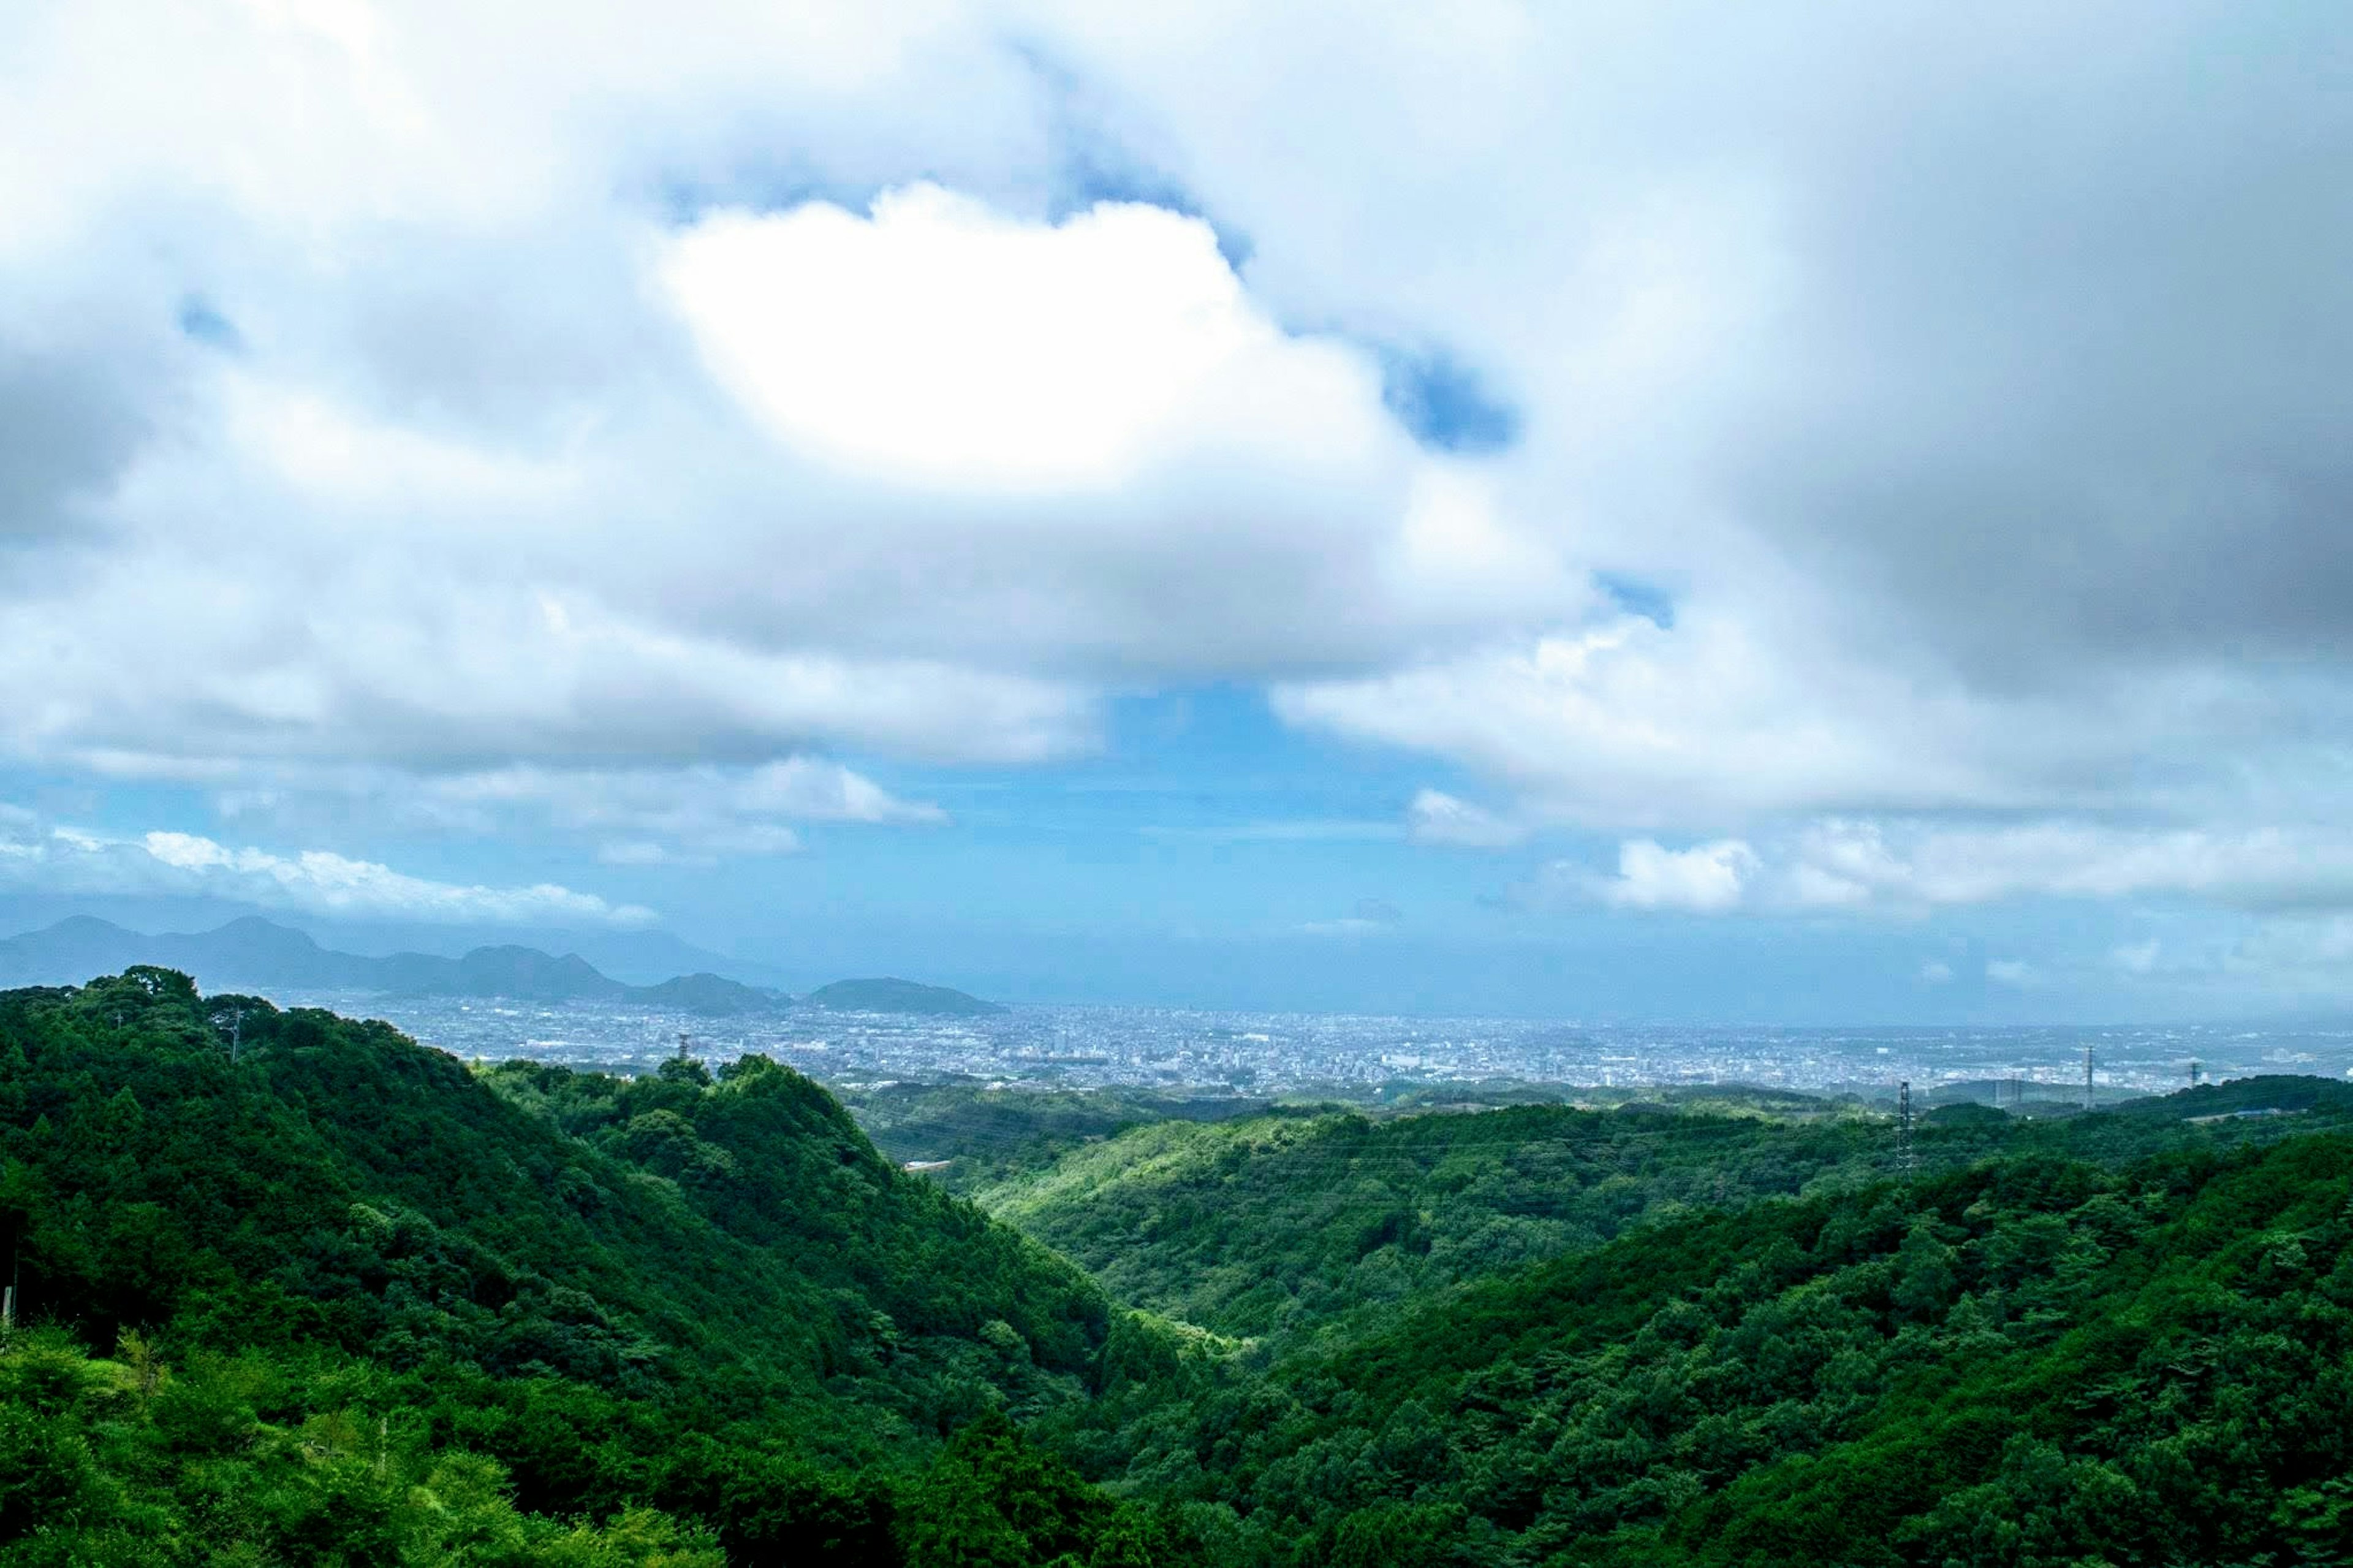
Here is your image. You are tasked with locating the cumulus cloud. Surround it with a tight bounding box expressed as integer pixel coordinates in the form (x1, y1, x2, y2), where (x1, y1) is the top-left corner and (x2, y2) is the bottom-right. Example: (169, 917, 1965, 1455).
(0, 816, 653, 927)
(0, 148, 1576, 831)
(1113, 2, 2353, 849)
(664, 185, 1389, 491)
(1594, 839, 1759, 914)
(0, 2, 1586, 806)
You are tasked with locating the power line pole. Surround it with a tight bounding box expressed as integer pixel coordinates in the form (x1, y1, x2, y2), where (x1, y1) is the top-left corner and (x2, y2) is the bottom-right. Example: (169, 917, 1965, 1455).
(1897, 1080, 1915, 1174)
(2083, 1044, 2095, 1113)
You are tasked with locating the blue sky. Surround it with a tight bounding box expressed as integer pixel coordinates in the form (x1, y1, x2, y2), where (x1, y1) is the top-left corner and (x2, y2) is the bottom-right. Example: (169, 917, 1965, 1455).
(1, 2, 2349, 1021)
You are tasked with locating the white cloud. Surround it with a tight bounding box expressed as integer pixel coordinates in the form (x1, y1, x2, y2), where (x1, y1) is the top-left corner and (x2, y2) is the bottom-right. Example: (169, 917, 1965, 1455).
(0, 815, 653, 927)
(1594, 838, 1759, 914)
(1547, 820, 2353, 919)
(1985, 959, 2036, 988)
(1404, 789, 1525, 848)
(419, 758, 943, 863)
(1276, 609, 2041, 828)
(1776, 821, 2353, 914)
(2110, 939, 2161, 975)
(1918, 960, 1953, 984)
(664, 185, 1386, 491)
(0, 169, 1580, 802)
(198, 756, 945, 867)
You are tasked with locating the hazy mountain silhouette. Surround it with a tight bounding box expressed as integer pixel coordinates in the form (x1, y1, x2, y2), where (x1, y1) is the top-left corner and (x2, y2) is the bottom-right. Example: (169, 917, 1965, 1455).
(801, 976, 1006, 1016)
(0, 915, 1002, 1017)
(0, 916, 775, 1013)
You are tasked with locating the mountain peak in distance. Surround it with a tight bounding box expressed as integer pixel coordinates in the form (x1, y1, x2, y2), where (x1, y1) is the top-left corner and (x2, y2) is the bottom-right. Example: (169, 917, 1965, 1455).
(801, 977, 1006, 1016)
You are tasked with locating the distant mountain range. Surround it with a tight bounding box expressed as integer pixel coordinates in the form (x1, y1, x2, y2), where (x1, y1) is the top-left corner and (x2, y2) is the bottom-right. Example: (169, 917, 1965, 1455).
(0, 915, 1002, 1017)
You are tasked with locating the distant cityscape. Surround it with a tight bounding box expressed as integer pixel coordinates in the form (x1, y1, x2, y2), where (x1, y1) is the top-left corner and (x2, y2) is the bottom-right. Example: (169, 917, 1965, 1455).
(12, 916, 2349, 1106)
(268, 987, 2353, 1107)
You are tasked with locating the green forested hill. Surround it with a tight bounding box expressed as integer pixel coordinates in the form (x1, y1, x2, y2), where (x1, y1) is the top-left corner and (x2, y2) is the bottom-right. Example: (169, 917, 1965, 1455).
(969, 1080, 2353, 1358)
(971, 1102, 1898, 1350)
(7, 970, 2353, 1566)
(1039, 1129, 2353, 1566)
(839, 1082, 1276, 1194)
(0, 971, 1194, 1565)
(1, 968, 1100, 1418)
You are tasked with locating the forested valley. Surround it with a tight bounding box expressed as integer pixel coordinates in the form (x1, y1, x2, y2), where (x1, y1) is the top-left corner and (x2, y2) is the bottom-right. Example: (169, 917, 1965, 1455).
(5, 971, 2351, 1565)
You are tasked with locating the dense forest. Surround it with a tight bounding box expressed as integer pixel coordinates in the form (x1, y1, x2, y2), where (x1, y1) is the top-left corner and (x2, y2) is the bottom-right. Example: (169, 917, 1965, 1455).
(0, 971, 1191, 1564)
(966, 1081, 2353, 1360)
(5, 972, 2351, 1564)
(838, 1082, 1279, 1195)
(969, 1104, 1889, 1351)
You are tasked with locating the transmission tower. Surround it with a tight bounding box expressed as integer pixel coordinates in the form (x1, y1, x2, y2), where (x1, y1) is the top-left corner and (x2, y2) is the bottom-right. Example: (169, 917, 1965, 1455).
(2188, 1059, 2200, 1089)
(1896, 1080, 1915, 1174)
(2083, 1044, 2095, 1113)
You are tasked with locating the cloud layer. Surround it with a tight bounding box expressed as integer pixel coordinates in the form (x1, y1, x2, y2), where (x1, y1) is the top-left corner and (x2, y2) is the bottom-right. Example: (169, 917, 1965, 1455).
(0, 0, 2347, 968)
(1564, 822, 2353, 918)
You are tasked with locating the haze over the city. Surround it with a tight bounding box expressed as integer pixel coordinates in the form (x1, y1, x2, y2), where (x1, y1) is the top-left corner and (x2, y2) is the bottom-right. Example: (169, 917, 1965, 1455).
(4, 2, 2349, 1023)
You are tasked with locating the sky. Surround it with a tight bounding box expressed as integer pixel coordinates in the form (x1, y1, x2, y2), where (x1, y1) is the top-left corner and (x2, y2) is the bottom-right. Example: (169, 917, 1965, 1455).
(1, 0, 2350, 1022)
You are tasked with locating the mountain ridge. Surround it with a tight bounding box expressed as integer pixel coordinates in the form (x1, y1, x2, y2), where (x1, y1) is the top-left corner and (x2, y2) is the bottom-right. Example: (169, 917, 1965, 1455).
(802, 976, 1008, 1016)
(0, 915, 1000, 1017)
